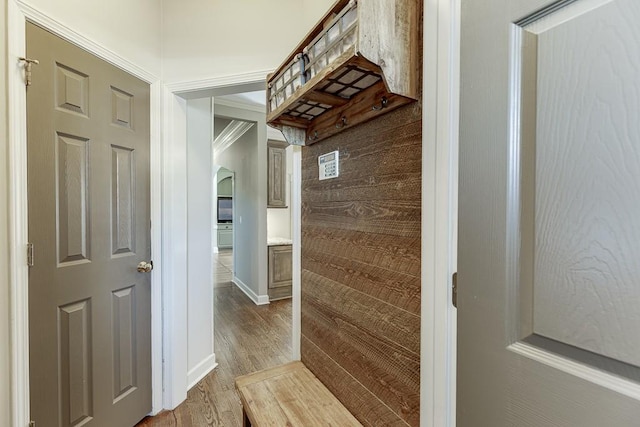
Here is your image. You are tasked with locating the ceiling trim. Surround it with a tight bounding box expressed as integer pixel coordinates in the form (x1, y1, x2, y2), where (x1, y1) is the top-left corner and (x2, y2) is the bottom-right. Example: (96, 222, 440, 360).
(17, 0, 158, 83)
(167, 69, 273, 94)
(214, 97, 266, 114)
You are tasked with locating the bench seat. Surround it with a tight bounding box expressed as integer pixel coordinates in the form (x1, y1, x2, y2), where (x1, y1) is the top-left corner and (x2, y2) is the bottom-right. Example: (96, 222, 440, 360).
(235, 361, 362, 427)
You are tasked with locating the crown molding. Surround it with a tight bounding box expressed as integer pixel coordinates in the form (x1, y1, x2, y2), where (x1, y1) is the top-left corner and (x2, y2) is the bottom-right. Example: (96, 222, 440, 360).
(166, 69, 273, 94)
(16, 0, 158, 83)
(213, 120, 255, 156)
(214, 97, 266, 114)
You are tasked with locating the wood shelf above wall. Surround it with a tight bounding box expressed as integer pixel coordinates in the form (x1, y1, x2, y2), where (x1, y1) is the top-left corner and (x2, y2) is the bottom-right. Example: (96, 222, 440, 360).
(266, 0, 419, 146)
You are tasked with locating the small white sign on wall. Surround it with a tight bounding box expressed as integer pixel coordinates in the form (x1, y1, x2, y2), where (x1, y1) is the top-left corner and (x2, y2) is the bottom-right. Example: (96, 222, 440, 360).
(318, 150, 339, 180)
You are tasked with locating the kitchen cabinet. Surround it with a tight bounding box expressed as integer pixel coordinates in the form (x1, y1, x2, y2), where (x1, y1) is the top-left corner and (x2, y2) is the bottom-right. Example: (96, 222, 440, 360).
(217, 223, 233, 249)
(268, 244, 292, 300)
(267, 140, 288, 208)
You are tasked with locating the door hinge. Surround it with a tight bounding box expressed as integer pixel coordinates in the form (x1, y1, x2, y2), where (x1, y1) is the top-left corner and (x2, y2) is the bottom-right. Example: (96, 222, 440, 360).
(27, 243, 34, 268)
(18, 57, 39, 87)
(452, 272, 458, 308)
(29, 421, 35, 427)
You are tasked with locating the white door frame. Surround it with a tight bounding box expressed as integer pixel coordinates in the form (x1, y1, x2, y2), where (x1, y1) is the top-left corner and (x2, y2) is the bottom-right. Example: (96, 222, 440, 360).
(421, 0, 460, 426)
(7, 1, 164, 425)
(160, 72, 304, 409)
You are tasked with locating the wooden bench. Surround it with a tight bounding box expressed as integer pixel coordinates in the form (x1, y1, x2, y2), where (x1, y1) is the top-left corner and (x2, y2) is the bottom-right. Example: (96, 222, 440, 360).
(235, 361, 362, 426)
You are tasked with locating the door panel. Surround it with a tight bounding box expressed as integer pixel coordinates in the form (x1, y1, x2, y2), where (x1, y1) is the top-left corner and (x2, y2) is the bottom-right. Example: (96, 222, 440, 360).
(111, 145, 136, 256)
(529, 1, 640, 366)
(56, 133, 91, 264)
(59, 299, 93, 426)
(459, 0, 640, 425)
(27, 22, 151, 427)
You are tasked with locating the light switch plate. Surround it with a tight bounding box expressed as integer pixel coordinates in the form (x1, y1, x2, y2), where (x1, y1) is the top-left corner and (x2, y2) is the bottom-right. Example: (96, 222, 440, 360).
(318, 150, 339, 180)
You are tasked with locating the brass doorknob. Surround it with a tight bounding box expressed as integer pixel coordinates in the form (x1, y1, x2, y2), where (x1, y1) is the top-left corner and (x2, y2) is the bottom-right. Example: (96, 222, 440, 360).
(137, 261, 153, 273)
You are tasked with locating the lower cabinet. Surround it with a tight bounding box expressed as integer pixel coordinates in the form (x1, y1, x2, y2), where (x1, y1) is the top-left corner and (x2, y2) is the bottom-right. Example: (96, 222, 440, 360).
(218, 223, 233, 249)
(268, 245, 292, 300)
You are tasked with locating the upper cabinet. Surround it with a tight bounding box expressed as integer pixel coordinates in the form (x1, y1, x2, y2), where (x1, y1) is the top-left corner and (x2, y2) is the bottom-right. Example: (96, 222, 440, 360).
(267, 140, 288, 208)
(266, 0, 419, 146)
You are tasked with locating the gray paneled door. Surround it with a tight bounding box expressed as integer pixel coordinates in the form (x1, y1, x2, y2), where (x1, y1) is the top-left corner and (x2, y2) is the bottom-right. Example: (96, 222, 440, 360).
(459, 0, 640, 425)
(27, 23, 152, 426)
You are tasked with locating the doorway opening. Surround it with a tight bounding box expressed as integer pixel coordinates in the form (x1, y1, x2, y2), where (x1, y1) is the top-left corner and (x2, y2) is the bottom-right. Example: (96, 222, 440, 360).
(141, 84, 297, 425)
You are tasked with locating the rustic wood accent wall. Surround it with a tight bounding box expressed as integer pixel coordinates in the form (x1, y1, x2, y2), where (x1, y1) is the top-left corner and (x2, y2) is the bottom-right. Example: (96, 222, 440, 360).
(300, 97, 422, 426)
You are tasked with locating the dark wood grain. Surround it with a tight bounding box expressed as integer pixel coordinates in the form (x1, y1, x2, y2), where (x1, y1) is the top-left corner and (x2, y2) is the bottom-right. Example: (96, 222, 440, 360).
(137, 285, 291, 427)
(301, 112, 422, 182)
(302, 337, 412, 427)
(302, 270, 420, 352)
(302, 280, 420, 424)
(301, 73, 422, 426)
(302, 225, 420, 277)
(302, 246, 421, 314)
(302, 170, 422, 203)
(302, 199, 421, 237)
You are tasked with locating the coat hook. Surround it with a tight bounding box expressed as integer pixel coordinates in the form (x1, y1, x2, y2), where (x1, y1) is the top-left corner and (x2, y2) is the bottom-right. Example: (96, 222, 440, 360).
(335, 116, 347, 129)
(19, 57, 39, 87)
(308, 130, 319, 141)
(372, 96, 388, 111)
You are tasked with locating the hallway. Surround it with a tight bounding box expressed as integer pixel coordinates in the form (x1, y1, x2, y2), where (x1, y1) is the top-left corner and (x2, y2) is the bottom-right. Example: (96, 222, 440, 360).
(138, 251, 292, 426)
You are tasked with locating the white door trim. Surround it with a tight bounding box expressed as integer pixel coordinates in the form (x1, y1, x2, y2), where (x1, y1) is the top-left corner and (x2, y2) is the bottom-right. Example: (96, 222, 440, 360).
(7, 1, 164, 425)
(8, 3, 29, 426)
(421, 0, 460, 426)
(162, 74, 282, 409)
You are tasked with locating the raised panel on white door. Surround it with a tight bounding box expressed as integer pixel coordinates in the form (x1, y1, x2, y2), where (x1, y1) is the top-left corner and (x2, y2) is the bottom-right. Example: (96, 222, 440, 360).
(515, 0, 640, 369)
(59, 299, 93, 426)
(111, 145, 136, 256)
(56, 133, 91, 265)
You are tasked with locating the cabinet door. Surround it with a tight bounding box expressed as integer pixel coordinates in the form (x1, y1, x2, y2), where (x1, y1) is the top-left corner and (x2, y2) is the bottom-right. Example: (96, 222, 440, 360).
(268, 245, 292, 288)
(218, 227, 233, 248)
(267, 141, 288, 208)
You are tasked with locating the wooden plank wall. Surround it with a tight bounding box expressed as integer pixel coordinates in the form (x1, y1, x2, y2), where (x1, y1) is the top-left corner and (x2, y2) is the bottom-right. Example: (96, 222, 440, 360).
(300, 96, 422, 425)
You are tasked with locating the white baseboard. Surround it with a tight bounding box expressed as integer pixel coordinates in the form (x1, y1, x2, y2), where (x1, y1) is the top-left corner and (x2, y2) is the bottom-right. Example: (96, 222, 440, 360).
(232, 276, 270, 305)
(187, 353, 218, 390)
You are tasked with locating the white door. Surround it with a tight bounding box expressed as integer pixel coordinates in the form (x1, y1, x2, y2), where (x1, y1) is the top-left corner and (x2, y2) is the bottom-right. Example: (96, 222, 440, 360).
(458, 0, 640, 424)
(27, 23, 152, 426)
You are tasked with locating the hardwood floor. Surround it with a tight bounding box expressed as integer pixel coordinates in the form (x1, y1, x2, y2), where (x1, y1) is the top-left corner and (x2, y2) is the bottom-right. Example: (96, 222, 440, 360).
(214, 249, 234, 288)
(137, 251, 292, 426)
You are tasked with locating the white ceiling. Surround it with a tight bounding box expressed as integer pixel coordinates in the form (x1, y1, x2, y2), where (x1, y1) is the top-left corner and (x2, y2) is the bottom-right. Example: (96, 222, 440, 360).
(217, 90, 266, 107)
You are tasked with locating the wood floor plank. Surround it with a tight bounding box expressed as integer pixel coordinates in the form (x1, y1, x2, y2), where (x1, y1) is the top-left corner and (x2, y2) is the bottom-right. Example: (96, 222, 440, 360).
(137, 281, 291, 427)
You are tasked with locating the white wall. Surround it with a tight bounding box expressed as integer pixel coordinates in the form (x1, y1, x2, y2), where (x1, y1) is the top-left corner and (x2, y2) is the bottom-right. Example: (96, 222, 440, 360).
(161, 0, 331, 83)
(214, 103, 268, 303)
(303, 0, 335, 26)
(1, 1, 12, 425)
(19, 0, 162, 76)
(185, 98, 216, 386)
(267, 145, 293, 240)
